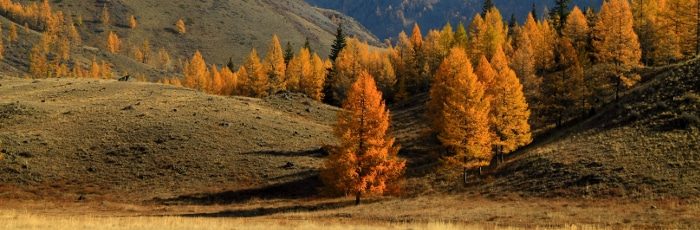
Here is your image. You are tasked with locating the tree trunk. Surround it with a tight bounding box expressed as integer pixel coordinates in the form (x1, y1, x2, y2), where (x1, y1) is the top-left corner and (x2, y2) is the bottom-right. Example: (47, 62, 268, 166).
(355, 193, 361, 205)
(615, 77, 620, 103)
(463, 156, 468, 186)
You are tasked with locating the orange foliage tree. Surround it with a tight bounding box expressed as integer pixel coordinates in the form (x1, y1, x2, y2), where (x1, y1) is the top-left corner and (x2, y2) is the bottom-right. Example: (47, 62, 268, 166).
(427, 47, 491, 183)
(175, 19, 186, 34)
(592, 0, 641, 102)
(183, 50, 209, 90)
(107, 31, 120, 53)
(321, 71, 405, 205)
(262, 35, 287, 94)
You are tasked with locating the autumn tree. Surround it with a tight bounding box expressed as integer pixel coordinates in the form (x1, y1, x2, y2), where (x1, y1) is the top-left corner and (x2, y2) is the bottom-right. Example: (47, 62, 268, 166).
(592, 0, 641, 102)
(100, 6, 109, 24)
(427, 47, 491, 183)
(320, 71, 405, 205)
(220, 66, 239, 95)
(156, 47, 171, 70)
(562, 6, 590, 50)
(8, 23, 17, 44)
(542, 38, 587, 127)
(663, 0, 700, 57)
(175, 19, 186, 34)
(107, 31, 120, 53)
(241, 48, 268, 97)
(286, 47, 311, 92)
(183, 50, 209, 90)
(262, 35, 287, 94)
(300, 52, 327, 101)
(0, 25, 4, 59)
(129, 15, 136, 28)
(486, 47, 532, 164)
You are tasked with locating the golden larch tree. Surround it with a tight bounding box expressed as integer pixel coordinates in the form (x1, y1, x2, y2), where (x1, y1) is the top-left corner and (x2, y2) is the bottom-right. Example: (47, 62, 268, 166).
(220, 66, 239, 96)
(304, 52, 327, 101)
(183, 50, 209, 90)
(592, 0, 642, 102)
(100, 6, 109, 24)
(241, 48, 268, 97)
(157, 47, 171, 70)
(428, 47, 491, 183)
(8, 23, 18, 44)
(175, 19, 186, 34)
(209, 64, 222, 94)
(262, 35, 287, 94)
(320, 70, 405, 205)
(286, 47, 311, 92)
(129, 15, 137, 29)
(543, 38, 587, 127)
(0, 24, 4, 60)
(489, 46, 532, 164)
(562, 6, 590, 50)
(107, 31, 120, 53)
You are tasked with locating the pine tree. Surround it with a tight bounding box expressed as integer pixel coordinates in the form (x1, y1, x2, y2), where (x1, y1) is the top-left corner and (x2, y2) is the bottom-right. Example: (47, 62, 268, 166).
(481, 0, 495, 17)
(284, 41, 294, 66)
(531, 3, 539, 22)
(329, 22, 347, 62)
(175, 19, 186, 34)
(324, 22, 347, 105)
(592, 0, 642, 102)
(320, 71, 405, 205)
(262, 35, 287, 94)
(550, 0, 572, 33)
(428, 47, 491, 182)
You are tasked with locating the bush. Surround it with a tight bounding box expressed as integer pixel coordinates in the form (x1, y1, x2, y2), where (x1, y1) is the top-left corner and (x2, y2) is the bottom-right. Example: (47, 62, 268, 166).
(678, 112, 699, 128)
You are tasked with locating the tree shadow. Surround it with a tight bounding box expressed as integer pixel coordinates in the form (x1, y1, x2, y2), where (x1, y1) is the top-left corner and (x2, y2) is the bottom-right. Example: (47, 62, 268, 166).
(176, 199, 359, 218)
(151, 175, 322, 205)
(243, 148, 327, 158)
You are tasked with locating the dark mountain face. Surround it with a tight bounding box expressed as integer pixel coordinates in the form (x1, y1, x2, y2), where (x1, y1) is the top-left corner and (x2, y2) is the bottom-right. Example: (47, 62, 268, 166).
(305, 0, 604, 41)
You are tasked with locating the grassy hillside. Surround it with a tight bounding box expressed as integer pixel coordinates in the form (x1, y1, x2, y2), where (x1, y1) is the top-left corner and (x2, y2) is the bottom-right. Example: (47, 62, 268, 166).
(0, 76, 338, 201)
(2, 0, 379, 80)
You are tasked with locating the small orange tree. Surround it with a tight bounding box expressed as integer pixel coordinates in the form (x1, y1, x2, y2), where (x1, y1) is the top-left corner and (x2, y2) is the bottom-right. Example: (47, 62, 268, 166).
(321, 71, 405, 205)
(175, 19, 186, 34)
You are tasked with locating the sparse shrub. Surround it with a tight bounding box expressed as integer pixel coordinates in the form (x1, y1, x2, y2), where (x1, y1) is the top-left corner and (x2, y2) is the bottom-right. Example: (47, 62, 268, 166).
(655, 101, 668, 110)
(678, 112, 699, 128)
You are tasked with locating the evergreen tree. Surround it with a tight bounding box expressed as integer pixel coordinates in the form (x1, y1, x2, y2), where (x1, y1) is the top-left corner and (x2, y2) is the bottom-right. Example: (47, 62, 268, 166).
(284, 41, 294, 66)
(329, 22, 347, 62)
(549, 0, 572, 33)
(531, 3, 539, 22)
(481, 0, 495, 17)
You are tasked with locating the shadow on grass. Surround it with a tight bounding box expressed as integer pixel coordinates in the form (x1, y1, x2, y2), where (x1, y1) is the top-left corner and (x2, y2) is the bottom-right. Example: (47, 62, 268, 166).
(176, 199, 361, 218)
(243, 148, 327, 157)
(152, 175, 322, 205)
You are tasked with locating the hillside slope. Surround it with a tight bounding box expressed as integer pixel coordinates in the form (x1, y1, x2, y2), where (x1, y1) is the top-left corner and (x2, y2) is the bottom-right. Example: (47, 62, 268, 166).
(3, 0, 379, 79)
(478, 59, 700, 199)
(0, 76, 338, 201)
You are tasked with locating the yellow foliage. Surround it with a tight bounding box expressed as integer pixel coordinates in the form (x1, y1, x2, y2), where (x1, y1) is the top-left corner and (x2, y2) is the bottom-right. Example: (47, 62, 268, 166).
(321, 71, 405, 204)
(129, 15, 137, 28)
(175, 19, 186, 34)
(107, 31, 120, 53)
